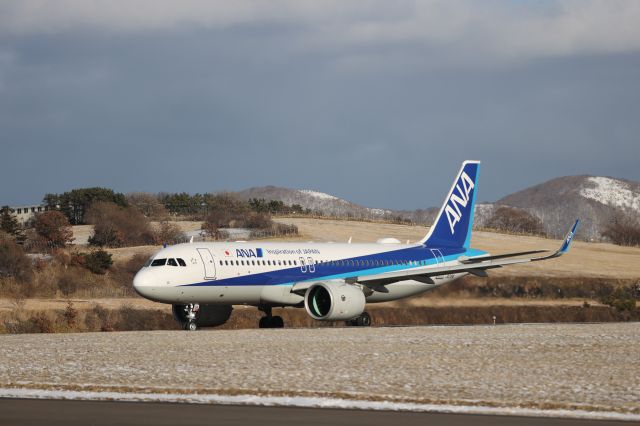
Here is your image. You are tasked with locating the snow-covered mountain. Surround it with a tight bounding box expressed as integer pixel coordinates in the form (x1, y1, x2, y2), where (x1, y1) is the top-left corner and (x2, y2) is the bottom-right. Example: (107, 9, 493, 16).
(233, 175, 640, 241)
(235, 186, 394, 219)
(494, 175, 640, 240)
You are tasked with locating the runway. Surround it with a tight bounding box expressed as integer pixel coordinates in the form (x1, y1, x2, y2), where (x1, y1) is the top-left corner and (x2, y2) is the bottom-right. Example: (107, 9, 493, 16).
(1, 323, 638, 419)
(0, 398, 632, 426)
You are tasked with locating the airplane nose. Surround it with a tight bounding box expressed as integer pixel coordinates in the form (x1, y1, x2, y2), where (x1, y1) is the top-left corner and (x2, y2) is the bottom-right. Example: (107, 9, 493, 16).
(133, 270, 153, 297)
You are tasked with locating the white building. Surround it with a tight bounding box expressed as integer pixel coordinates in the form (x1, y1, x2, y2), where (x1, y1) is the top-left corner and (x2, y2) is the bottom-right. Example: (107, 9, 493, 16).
(5, 205, 55, 225)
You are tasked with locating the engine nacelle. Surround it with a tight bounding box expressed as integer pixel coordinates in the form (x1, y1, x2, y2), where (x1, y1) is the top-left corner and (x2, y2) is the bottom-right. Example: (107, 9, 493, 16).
(304, 282, 365, 321)
(172, 304, 233, 328)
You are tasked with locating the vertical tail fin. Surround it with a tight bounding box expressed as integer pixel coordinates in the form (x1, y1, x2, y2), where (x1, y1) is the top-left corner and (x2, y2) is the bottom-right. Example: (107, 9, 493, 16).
(420, 160, 480, 248)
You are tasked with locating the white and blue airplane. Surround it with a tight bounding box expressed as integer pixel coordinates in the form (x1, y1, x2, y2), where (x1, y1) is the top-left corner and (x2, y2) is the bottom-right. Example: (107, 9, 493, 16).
(133, 161, 579, 330)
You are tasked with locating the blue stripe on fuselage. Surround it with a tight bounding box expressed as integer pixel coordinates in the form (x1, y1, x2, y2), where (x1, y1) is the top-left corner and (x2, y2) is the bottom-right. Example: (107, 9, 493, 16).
(181, 246, 486, 287)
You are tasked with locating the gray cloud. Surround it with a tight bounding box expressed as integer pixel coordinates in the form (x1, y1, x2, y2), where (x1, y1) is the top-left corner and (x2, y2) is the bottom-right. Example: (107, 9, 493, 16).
(1, 1, 639, 210)
(3, 1, 640, 63)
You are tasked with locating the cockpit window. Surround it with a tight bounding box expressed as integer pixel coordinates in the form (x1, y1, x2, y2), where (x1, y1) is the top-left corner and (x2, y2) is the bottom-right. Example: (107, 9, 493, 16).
(177, 258, 186, 267)
(151, 258, 167, 266)
(167, 258, 178, 266)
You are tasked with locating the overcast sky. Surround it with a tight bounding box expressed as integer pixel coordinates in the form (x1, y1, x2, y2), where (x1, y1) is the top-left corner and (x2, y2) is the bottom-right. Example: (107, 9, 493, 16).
(1, 1, 639, 210)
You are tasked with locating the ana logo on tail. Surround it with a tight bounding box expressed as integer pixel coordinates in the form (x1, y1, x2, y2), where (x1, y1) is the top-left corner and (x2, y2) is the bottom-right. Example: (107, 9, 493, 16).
(445, 171, 475, 234)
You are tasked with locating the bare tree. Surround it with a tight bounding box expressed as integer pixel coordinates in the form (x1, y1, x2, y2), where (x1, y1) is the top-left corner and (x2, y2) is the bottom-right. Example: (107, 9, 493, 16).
(86, 201, 155, 247)
(486, 206, 545, 236)
(33, 210, 74, 249)
(126, 193, 169, 220)
(602, 213, 640, 247)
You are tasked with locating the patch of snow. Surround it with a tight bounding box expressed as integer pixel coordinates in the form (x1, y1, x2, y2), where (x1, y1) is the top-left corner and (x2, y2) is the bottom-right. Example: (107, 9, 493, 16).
(0, 388, 638, 421)
(580, 177, 640, 212)
(298, 189, 339, 201)
(367, 208, 392, 216)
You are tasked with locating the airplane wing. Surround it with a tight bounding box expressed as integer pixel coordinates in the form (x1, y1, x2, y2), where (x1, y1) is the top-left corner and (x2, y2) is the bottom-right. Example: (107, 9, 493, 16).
(354, 219, 580, 287)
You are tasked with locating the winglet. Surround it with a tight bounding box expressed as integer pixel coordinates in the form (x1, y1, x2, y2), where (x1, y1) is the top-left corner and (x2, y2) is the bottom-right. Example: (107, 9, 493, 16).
(536, 219, 579, 260)
(558, 219, 580, 255)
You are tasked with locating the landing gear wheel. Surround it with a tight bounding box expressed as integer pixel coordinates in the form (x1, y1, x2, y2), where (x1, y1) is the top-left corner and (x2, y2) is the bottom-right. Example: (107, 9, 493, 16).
(258, 306, 284, 329)
(185, 320, 198, 331)
(271, 316, 284, 328)
(346, 312, 372, 327)
(259, 315, 285, 329)
(259, 316, 269, 328)
(357, 312, 371, 327)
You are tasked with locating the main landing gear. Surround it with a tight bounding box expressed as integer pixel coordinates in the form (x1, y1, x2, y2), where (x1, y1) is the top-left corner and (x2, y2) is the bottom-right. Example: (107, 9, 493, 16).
(183, 303, 199, 331)
(258, 306, 284, 329)
(346, 311, 372, 327)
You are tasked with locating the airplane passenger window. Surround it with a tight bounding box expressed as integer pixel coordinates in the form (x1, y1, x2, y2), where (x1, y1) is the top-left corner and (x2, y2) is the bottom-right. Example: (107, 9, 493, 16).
(150, 258, 166, 266)
(177, 258, 187, 267)
(167, 259, 178, 266)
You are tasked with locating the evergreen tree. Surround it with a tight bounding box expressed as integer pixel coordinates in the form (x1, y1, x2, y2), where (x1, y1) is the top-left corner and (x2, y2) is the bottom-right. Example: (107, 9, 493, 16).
(0, 206, 25, 244)
(43, 187, 127, 225)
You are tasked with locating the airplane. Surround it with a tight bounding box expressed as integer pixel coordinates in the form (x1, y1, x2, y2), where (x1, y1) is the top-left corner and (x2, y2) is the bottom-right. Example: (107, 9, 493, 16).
(133, 160, 579, 331)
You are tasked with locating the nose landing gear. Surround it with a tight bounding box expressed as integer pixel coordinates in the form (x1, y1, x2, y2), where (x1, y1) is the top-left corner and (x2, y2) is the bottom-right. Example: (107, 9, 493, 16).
(258, 306, 284, 329)
(183, 303, 200, 331)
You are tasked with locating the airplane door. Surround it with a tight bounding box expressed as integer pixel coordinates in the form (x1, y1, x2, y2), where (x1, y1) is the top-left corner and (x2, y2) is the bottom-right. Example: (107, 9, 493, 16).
(430, 249, 445, 281)
(299, 257, 307, 273)
(197, 248, 217, 279)
(307, 257, 315, 273)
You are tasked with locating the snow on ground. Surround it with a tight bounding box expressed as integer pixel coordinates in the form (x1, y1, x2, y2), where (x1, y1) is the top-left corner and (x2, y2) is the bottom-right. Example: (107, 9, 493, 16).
(581, 176, 640, 212)
(0, 324, 638, 419)
(297, 189, 339, 201)
(1, 388, 638, 421)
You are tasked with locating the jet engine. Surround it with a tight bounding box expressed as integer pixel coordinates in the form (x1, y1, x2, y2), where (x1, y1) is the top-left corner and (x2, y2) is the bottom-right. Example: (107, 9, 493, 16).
(304, 282, 365, 321)
(172, 304, 232, 328)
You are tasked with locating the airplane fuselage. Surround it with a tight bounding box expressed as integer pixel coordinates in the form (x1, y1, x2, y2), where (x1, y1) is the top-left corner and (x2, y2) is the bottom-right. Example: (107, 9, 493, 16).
(133, 241, 484, 306)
